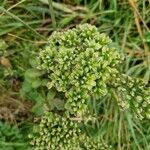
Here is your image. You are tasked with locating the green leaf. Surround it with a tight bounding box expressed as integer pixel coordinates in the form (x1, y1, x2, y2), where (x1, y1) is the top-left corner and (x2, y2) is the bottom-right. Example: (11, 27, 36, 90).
(144, 31, 150, 43)
(28, 91, 44, 102)
(32, 101, 44, 116)
(29, 58, 39, 68)
(50, 98, 65, 110)
(144, 71, 150, 84)
(25, 69, 42, 79)
(31, 79, 42, 89)
(41, 79, 49, 86)
(47, 90, 56, 101)
(20, 81, 32, 97)
(0, 39, 8, 50)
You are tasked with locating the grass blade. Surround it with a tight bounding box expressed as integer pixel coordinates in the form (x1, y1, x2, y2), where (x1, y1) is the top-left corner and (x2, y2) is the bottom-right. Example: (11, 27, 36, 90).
(0, 7, 46, 40)
(48, 0, 56, 29)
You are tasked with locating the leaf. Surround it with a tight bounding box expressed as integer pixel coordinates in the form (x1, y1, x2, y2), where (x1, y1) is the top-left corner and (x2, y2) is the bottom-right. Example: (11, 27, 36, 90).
(32, 101, 44, 116)
(59, 15, 76, 27)
(144, 31, 150, 43)
(50, 98, 65, 110)
(29, 58, 38, 68)
(125, 111, 141, 149)
(47, 90, 56, 101)
(31, 79, 42, 89)
(20, 81, 32, 97)
(0, 57, 12, 69)
(0, 39, 8, 50)
(143, 71, 150, 84)
(126, 64, 144, 76)
(39, 0, 73, 13)
(85, 124, 98, 137)
(29, 91, 44, 102)
(24, 69, 42, 79)
(41, 79, 49, 86)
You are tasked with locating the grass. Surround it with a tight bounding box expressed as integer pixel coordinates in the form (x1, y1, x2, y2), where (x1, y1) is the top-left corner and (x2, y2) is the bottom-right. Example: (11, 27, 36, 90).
(0, 0, 150, 150)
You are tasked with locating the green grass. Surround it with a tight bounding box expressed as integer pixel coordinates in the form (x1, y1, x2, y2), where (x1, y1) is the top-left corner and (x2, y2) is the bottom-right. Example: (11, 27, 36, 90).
(0, 0, 150, 150)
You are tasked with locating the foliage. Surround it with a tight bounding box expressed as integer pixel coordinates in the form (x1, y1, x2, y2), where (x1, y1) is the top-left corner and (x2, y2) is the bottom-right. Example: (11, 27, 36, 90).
(0, 0, 150, 149)
(37, 24, 150, 119)
(29, 24, 150, 149)
(0, 121, 28, 150)
(38, 24, 120, 116)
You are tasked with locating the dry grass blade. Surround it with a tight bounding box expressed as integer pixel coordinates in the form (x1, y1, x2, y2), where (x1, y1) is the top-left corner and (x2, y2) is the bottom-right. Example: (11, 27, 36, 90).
(0, 0, 26, 17)
(7, 33, 47, 44)
(128, 0, 149, 55)
(128, 0, 149, 31)
(0, 90, 32, 123)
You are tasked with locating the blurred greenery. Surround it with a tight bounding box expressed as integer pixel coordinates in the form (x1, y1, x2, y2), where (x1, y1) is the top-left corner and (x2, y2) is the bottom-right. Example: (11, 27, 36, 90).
(0, 121, 29, 150)
(0, 0, 150, 150)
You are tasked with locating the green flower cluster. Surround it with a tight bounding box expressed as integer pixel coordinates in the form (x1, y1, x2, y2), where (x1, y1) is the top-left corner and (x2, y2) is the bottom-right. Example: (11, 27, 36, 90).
(30, 24, 150, 150)
(38, 24, 121, 115)
(29, 112, 111, 150)
(29, 112, 81, 150)
(110, 74, 150, 119)
(81, 136, 111, 150)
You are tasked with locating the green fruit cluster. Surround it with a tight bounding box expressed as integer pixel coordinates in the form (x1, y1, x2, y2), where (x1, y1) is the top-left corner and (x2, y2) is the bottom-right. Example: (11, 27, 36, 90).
(29, 112, 111, 150)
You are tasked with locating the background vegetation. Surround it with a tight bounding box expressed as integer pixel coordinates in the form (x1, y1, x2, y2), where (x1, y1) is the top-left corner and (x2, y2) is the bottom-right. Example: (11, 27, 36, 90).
(0, 0, 150, 149)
